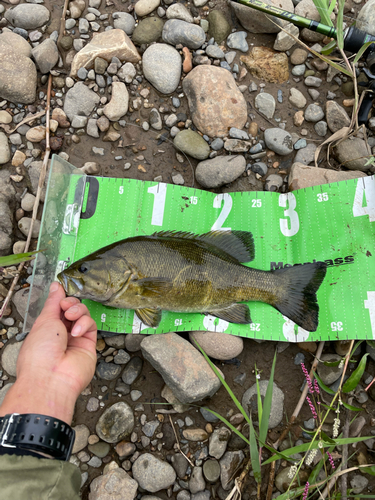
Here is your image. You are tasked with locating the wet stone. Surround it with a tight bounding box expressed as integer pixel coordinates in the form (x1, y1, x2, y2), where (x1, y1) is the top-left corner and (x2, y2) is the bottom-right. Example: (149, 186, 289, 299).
(189, 466, 205, 494)
(96, 402, 135, 444)
(96, 361, 122, 380)
(209, 427, 231, 459)
(88, 441, 111, 458)
(121, 356, 143, 385)
(220, 451, 245, 490)
(114, 349, 131, 364)
(171, 454, 189, 479)
(203, 459, 220, 483)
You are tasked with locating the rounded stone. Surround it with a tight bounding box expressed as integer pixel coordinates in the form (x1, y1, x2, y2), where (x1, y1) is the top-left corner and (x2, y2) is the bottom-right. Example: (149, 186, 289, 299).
(88, 441, 111, 458)
(174, 129, 210, 160)
(96, 361, 122, 380)
(132, 453, 176, 492)
(304, 104, 324, 123)
(132, 17, 164, 45)
(316, 354, 344, 385)
(72, 424, 90, 454)
(195, 155, 246, 188)
(0, 383, 13, 406)
(189, 331, 243, 360)
(242, 380, 284, 429)
(96, 402, 135, 444)
(125, 333, 148, 352)
(1, 341, 23, 377)
(135, 0, 161, 17)
(4, 4, 50, 30)
(264, 128, 293, 155)
(203, 459, 220, 483)
(21, 193, 36, 212)
(142, 43, 181, 95)
(121, 356, 143, 385)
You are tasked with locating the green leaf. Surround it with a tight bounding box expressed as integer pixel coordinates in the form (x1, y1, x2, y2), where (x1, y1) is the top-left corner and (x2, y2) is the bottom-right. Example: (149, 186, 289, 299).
(314, 372, 336, 395)
(322, 359, 342, 367)
(351, 340, 364, 358)
(0, 250, 41, 267)
(360, 465, 375, 476)
(321, 39, 337, 56)
(336, 0, 345, 50)
(255, 363, 263, 426)
(321, 431, 336, 444)
(342, 354, 369, 393)
(262, 436, 374, 465)
(321, 403, 336, 411)
(353, 41, 375, 64)
(366, 340, 375, 350)
(249, 414, 261, 483)
(342, 402, 363, 412)
(194, 340, 251, 425)
(259, 352, 276, 447)
(313, 0, 334, 27)
(201, 407, 250, 446)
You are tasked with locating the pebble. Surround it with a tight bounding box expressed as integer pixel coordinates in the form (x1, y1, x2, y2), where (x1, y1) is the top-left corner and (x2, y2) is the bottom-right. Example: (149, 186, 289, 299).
(208, 428, 231, 459)
(132, 453, 176, 492)
(350, 476, 368, 494)
(143, 43, 182, 94)
(264, 129, 293, 156)
(219, 451, 244, 490)
(304, 76, 322, 87)
(96, 361, 122, 380)
(174, 130, 210, 160)
(227, 31, 248, 52)
(183, 429, 208, 441)
(265, 174, 283, 191)
(289, 88, 307, 109)
(189, 467, 205, 494)
(96, 402, 135, 444)
(1, 341, 23, 377)
(242, 380, 285, 428)
(316, 354, 344, 385)
(121, 356, 143, 385)
(88, 441, 110, 458)
(314, 121, 328, 136)
(294, 143, 317, 165)
(203, 460, 220, 483)
(163, 20, 206, 50)
(189, 331, 243, 360)
(89, 469, 137, 500)
(0, 133, 11, 165)
(72, 424, 90, 454)
(305, 104, 324, 122)
(326, 101, 351, 133)
(255, 93, 276, 119)
(5, 4, 50, 30)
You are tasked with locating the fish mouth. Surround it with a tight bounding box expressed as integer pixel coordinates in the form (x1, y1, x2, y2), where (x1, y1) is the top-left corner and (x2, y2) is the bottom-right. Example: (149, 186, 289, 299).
(57, 272, 82, 297)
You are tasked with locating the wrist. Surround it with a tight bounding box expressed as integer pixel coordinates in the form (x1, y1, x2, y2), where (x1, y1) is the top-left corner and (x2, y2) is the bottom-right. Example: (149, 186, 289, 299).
(0, 375, 77, 425)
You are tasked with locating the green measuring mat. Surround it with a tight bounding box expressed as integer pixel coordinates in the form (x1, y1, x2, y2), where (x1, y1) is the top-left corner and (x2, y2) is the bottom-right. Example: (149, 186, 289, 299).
(27, 156, 375, 342)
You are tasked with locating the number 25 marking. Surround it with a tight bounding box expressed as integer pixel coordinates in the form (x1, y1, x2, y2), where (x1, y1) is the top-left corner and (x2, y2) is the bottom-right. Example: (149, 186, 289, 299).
(279, 193, 299, 237)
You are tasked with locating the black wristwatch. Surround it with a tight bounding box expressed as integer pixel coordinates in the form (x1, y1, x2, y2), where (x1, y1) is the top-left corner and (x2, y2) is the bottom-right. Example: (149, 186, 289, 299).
(0, 413, 75, 461)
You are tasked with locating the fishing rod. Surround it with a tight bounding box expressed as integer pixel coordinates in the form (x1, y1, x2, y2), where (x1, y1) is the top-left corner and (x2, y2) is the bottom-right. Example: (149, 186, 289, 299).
(233, 0, 375, 71)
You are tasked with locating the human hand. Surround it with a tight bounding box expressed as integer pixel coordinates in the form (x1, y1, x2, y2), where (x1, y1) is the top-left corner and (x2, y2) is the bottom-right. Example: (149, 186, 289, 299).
(0, 282, 97, 424)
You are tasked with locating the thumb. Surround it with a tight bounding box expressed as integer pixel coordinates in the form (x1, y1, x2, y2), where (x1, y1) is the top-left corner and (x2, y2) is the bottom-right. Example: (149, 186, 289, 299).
(37, 282, 66, 322)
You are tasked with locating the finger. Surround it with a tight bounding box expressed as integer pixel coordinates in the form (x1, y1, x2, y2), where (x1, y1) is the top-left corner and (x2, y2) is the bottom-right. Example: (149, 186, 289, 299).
(64, 302, 90, 322)
(70, 314, 97, 338)
(60, 297, 81, 311)
(35, 282, 66, 324)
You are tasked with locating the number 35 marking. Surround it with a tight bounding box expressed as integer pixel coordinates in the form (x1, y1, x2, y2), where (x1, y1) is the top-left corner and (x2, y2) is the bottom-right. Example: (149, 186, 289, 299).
(317, 193, 328, 202)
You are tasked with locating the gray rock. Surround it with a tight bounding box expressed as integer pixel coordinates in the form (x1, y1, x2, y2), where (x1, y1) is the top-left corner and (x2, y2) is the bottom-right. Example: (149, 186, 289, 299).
(72, 424, 90, 454)
(289, 88, 306, 108)
(166, 3, 194, 23)
(211, 138, 224, 150)
(200, 407, 219, 422)
(125, 333, 148, 352)
(87, 118, 99, 138)
(316, 354, 344, 385)
(220, 451, 245, 490)
(12, 288, 31, 319)
(132, 453, 176, 492)
(143, 43, 181, 94)
(255, 93, 276, 119)
(265, 173, 283, 191)
(18, 217, 40, 238)
(87, 456, 101, 467)
(227, 31, 248, 52)
(141, 333, 221, 404)
(229, 128, 249, 140)
(174, 129, 210, 160)
(142, 420, 160, 437)
(294, 143, 317, 165)
(5, 4, 50, 30)
(291, 64, 306, 76)
(273, 22, 299, 51)
(314, 121, 327, 136)
(113, 12, 136, 35)
(0, 132, 10, 165)
(334, 137, 372, 171)
(171, 454, 189, 478)
(264, 128, 293, 155)
(0, 42, 37, 105)
(121, 356, 143, 385)
(71, 115, 88, 128)
(162, 19, 206, 49)
(96, 361, 122, 380)
(308, 88, 320, 100)
(203, 460, 220, 483)
(89, 469, 138, 500)
(350, 475, 369, 494)
(191, 492, 210, 500)
(1, 341, 23, 377)
(189, 467, 205, 494)
(251, 162, 268, 176)
(209, 428, 231, 459)
(149, 108, 163, 130)
(118, 62, 136, 83)
(0, 32, 31, 58)
(0, 383, 13, 406)
(96, 402, 135, 443)
(205, 45, 224, 59)
(79, 18, 90, 34)
(63, 82, 100, 121)
(356, 0, 375, 37)
(231, 0, 293, 34)
(114, 349, 131, 364)
(305, 104, 324, 122)
(242, 380, 284, 428)
(304, 76, 322, 87)
(189, 331, 243, 361)
(88, 441, 110, 458)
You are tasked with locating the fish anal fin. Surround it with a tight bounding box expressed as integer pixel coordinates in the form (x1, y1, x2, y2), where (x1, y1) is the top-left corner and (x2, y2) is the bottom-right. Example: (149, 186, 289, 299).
(136, 277, 173, 297)
(151, 230, 254, 263)
(135, 308, 162, 328)
(205, 303, 251, 324)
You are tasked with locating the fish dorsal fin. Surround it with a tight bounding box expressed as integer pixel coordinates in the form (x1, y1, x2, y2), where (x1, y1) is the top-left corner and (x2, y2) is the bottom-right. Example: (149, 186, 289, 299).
(205, 303, 251, 324)
(135, 308, 162, 328)
(151, 230, 254, 263)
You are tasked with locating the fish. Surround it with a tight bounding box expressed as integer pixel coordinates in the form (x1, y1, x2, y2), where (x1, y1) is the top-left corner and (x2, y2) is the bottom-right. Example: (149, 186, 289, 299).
(57, 230, 327, 332)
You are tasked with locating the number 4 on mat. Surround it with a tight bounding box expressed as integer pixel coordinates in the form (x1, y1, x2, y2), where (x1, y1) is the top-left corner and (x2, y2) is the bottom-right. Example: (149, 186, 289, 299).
(353, 177, 375, 222)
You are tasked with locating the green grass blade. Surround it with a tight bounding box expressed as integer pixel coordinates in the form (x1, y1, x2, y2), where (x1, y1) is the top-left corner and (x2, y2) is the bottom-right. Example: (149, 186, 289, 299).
(0, 250, 41, 267)
(351, 340, 363, 357)
(321, 39, 337, 55)
(328, 0, 336, 14)
(249, 414, 261, 483)
(259, 352, 276, 447)
(336, 0, 344, 50)
(342, 353, 369, 393)
(314, 372, 336, 395)
(201, 407, 250, 445)
(313, 0, 334, 27)
(255, 364, 263, 425)
(193, 339, 251, 425)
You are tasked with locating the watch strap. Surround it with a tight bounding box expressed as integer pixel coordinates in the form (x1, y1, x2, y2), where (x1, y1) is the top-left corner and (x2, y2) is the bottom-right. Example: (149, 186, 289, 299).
(0, 413, 75, 461)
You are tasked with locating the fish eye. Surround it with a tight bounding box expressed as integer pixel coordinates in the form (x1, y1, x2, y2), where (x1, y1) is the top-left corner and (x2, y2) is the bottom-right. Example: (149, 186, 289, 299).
(79, 264, 89, 274)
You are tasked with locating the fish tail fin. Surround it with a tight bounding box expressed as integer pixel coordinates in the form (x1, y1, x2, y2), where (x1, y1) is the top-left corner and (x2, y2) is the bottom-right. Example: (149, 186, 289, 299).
(271, 262, 327, 332)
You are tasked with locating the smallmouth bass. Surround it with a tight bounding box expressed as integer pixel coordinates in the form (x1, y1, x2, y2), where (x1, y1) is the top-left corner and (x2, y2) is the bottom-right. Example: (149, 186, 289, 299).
(57, 230, 327, 331)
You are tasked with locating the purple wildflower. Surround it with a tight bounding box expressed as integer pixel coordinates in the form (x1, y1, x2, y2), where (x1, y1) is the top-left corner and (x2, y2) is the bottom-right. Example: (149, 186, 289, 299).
(314, 378, 320, 394)
(301, 363, 314, 393)
(327, 451, 335, 469)
(302, 481, 309, 500)
(306, 395, 317, 419)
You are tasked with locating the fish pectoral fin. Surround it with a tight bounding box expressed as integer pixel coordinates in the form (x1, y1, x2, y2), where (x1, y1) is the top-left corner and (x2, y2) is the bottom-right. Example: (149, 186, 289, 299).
(205, 304, 251, 324)
(136, 277, 173, 297)
(135, 308, 162, 328)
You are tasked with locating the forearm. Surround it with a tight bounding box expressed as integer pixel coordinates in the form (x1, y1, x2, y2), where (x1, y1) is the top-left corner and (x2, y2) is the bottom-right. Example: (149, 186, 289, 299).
(0, 376, 76, 425)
